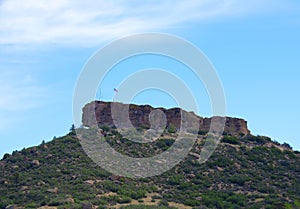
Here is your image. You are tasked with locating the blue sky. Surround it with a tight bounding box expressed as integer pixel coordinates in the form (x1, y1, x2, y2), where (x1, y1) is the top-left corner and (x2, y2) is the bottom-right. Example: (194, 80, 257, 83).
(0, 0, 300, 157)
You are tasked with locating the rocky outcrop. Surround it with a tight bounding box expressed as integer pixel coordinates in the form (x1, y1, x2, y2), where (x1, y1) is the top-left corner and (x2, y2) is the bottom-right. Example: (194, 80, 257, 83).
(47, 187, 58, 193)
(82, 101, 250, 136)
(65, 198, 75, 204)
(31, 160, 40, 166)
(5, 205, 17, 209)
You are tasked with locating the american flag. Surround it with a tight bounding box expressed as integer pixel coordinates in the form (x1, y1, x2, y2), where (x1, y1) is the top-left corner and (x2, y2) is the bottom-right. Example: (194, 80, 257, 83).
(113, 88, 118, 93)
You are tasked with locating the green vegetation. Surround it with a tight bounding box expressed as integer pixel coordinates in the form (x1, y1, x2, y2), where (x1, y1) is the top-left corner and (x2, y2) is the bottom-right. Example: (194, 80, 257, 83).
(221, 136, 240, 145)
(0, 126, 299, 208)
(120, 206, 176, 209)
(167, 123, 176, 134)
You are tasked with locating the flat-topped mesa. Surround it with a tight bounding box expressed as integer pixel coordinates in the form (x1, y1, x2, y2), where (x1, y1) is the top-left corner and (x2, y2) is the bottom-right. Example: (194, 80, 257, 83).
(82, 101, 251, 136)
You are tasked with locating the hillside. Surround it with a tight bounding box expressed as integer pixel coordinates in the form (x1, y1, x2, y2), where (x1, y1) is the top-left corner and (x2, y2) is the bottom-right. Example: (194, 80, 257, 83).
(0, 102, 300, 209)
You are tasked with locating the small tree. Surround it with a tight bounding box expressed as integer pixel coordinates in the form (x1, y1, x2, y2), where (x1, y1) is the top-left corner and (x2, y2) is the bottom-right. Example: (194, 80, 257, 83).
(2, 153, 10, 160)
(70, 124, 76, 133)
(282, 142, 292, 149)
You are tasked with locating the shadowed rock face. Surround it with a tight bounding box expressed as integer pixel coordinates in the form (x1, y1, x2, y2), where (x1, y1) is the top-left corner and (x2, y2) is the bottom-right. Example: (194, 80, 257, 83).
(82, 101, 250, 136)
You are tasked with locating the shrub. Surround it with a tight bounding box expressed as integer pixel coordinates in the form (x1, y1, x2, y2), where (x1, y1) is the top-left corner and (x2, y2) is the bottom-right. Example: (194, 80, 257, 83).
(167, 124, 176, 134)
(158, 199, 169, 206)
(222, 136, 239, 145)
(247, 135, 271, 144)
(156, 139, 174, 149)
(24, 203, 38, 209)
(2, 153, 10, 160)
(103, 181, 119, 192)
(183, 199, 201, 206)
(100, 195, 131, 204)
(100, 125, 110, 132)
(228, 175, 249, 186)
(198, 130, 207, 135)
(282, 142, 292, 149)
(118, 184, 146, 200)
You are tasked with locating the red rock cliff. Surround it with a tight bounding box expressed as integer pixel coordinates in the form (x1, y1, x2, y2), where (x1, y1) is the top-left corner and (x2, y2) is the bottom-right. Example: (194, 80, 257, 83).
(82, 101, 250, 136)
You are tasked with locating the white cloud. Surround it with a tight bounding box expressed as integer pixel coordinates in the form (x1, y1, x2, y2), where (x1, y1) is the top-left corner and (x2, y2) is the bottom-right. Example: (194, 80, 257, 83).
(0, 0, 284, 47)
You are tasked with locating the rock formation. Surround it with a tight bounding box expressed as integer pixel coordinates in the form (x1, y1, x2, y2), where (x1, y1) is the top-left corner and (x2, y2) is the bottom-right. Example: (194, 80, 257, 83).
(82, 101, 250, 136)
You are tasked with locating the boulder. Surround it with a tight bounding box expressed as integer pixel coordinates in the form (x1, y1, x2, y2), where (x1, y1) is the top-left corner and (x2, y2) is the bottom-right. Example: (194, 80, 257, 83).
(47, 187, 58, 193)
(65, 197, 75, 203)
(5, 205, 16, 209)
(82, 203, 93, 209)
(31, 160, 40, 166)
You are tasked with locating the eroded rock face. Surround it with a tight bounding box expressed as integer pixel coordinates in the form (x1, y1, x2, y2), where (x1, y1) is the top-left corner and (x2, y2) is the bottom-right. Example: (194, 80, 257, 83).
(82, 101, 250, 136)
